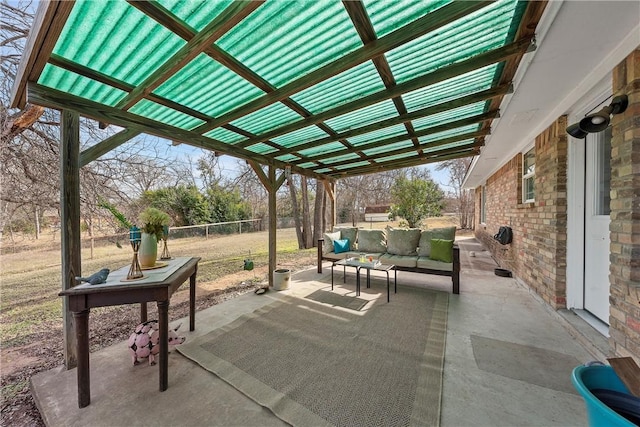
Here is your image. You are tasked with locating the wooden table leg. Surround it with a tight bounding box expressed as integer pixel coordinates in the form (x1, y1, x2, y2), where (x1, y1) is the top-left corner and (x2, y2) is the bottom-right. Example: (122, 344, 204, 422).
(140, 302, 148, 323)
(189, 266, 197, 332)
(157, 300, 169, 392)
(73, 309, 90, 408)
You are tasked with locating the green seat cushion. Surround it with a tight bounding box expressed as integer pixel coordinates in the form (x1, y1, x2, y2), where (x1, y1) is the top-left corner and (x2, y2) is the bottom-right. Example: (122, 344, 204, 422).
(418, 227, 456, 257)
(429, 239, 454, 263)
(379, 253, 417, 268)
(323, 251, 345, 261)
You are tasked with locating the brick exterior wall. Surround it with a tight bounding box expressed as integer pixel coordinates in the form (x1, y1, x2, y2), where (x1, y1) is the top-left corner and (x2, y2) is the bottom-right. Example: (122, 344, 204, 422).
(609, 48, 640, 360)
(473, 48, 640, 363)
(474, 117, 568, 309)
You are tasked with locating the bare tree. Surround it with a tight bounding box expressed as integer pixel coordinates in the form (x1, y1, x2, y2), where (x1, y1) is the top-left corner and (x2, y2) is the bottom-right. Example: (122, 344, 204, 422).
(436, 158, 474, 229)
(233, 160, 268, 221)
(300, 176, 313, 248)
(197, 151, 223, 189)
(335, 169, 411, 225)
(1, 2, 195, 240)
(288, 175, 304, 248)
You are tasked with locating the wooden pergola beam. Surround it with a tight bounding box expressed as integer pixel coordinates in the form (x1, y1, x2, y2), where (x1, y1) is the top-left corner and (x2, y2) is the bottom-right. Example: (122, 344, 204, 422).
(343, 0, 424, 156)
(194, 1, 492, 133)
(270, 84, 510, 157)
(293, 111, 497, 166)
(129, 0, 371, 169)
(48, 54, 213, 124)
(328, 148, 480, 178)
(307, 129, 489, 171)
(116, 1, 264, 111)
(10, 1, 75, 109)
(79, 128, 142, 167)
(27, 83, 333, 182)
(234, 38, 530, 149)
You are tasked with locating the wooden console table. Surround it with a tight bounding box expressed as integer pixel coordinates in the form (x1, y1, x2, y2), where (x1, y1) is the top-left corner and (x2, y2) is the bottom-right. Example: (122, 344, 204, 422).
(59, 256, 200, 408)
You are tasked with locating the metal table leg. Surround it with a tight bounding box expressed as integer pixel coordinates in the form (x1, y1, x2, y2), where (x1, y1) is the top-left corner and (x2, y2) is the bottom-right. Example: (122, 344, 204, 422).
(394, 268, 397, 293)
(331, 262, 335, 290)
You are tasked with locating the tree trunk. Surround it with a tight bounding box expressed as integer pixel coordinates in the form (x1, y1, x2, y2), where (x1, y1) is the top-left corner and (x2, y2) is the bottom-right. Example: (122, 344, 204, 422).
(89, 218, 95, 260)
(322, 189, 327, 233)
(34, 205, 40, 240)
(301, 177, 312, 248)
(460, 189, 475, 229)
(289, 177, 304, 249)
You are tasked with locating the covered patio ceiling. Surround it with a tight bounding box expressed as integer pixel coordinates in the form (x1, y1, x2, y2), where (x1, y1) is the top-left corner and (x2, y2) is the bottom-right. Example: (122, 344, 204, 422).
(11, 0, 546, 181)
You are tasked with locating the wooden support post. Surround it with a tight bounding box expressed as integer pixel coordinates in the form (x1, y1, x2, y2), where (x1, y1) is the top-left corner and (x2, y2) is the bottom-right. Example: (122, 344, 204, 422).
(323, 180, 337, 229)
(250, 162, 286, 289)
(60, 109, 81, 369)
(268, 166, 277, 288)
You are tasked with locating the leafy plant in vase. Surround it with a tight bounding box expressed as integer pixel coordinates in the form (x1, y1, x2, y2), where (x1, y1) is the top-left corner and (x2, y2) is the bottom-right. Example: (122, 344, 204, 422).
(138, 207, 171, 268)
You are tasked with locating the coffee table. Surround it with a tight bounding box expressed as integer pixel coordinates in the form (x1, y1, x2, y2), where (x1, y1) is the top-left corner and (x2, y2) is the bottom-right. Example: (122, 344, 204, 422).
(332, 258, 396, 302)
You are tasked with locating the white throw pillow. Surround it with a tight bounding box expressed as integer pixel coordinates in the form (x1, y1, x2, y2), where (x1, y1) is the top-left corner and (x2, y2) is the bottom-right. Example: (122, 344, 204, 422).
(323, 231, 341, 253)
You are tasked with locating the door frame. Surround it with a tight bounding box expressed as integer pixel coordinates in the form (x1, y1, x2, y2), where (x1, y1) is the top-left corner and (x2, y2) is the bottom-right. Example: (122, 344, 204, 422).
(566, 78, 611, 318)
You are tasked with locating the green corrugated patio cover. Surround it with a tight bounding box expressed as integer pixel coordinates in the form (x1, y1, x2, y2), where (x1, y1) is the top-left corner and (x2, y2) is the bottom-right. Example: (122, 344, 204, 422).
(14, 0, 542, 179)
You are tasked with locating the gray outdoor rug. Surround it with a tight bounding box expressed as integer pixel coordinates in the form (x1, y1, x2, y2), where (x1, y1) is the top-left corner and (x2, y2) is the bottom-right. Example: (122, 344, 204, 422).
(304, 289, 369, 311)
(178, 286, 449, 426)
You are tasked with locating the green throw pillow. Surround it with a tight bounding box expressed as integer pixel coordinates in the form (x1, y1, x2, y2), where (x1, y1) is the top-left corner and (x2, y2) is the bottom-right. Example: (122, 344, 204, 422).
(418, 227, 456, 257)
(334, 239, 350, 254)
(430, 239, 453, 263)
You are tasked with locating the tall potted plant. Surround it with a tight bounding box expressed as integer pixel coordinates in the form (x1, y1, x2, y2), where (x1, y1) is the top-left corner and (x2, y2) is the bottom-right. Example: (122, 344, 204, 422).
(138, 207, 171, 268)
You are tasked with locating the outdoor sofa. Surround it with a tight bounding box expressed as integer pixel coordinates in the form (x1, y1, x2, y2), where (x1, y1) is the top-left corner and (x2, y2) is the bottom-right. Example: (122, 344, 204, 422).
(317, 226, 460, 294)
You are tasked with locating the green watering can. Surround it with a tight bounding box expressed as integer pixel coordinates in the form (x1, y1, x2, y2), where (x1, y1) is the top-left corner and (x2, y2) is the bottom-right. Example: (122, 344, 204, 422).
(243, 251, 254, 271)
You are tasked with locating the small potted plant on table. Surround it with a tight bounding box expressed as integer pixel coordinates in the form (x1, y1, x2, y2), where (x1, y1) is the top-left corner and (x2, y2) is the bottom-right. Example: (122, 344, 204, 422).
(138, 207, 171, 268)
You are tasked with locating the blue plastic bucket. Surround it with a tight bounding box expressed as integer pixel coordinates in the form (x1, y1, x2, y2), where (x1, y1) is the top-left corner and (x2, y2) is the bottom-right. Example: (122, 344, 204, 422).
(571, 364, 636, 427)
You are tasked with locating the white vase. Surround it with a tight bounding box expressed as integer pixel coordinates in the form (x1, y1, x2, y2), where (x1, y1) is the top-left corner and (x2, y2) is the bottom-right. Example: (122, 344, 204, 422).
(138, 233, 158, 268)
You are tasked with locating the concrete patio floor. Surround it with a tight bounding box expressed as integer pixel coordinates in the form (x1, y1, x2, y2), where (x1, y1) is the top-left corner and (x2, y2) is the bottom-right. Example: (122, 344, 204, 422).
(31, 237, 607, 426)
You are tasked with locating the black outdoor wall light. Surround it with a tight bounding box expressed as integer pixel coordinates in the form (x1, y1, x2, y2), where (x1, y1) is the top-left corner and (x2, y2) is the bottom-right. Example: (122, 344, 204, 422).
(566, 94, 629, 139)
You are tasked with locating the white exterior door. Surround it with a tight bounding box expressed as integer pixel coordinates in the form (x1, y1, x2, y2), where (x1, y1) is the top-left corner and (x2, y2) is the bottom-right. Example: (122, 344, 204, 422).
(583, 127, 612, 323)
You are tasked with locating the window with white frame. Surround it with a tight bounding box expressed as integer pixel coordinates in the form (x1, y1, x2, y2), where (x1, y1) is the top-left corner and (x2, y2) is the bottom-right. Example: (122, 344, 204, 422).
(522, 147, 535, 203)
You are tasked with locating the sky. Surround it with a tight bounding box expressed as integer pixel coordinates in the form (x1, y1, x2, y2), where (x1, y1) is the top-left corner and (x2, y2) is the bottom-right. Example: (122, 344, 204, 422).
(164, 138, 452, 190)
